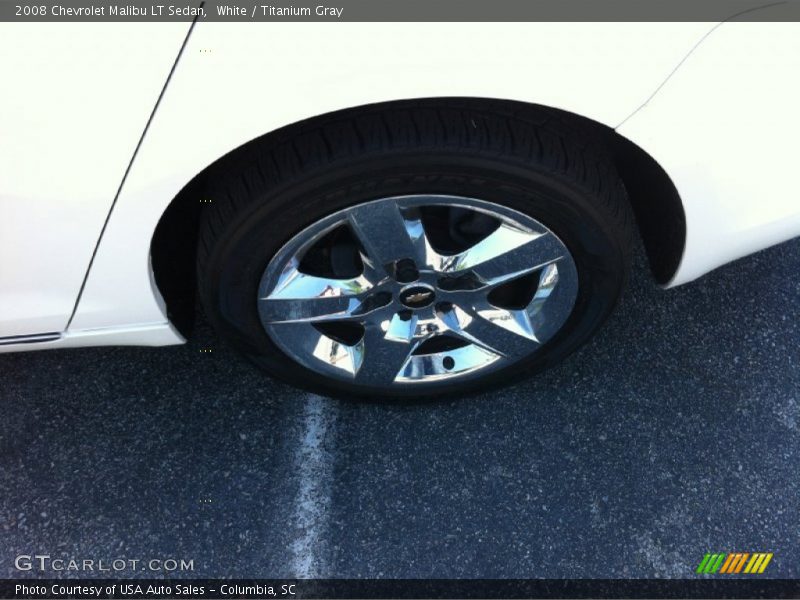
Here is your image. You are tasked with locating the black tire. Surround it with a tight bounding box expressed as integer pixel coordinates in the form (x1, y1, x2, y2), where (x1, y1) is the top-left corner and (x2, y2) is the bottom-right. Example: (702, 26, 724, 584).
(197, 99, 633, 401)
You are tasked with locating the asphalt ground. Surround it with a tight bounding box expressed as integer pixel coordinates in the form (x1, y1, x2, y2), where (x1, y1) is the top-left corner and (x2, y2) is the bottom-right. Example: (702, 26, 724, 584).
(1, 238, 798, 579)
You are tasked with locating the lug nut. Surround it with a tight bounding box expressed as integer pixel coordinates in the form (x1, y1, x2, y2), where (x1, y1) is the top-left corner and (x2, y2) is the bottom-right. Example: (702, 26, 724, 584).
(435, 301, 454, 314)
(394, 258, 419, 283)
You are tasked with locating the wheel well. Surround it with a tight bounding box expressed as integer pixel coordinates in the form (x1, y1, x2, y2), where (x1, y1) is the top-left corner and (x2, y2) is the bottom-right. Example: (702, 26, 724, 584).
(151, 98, 685, 338)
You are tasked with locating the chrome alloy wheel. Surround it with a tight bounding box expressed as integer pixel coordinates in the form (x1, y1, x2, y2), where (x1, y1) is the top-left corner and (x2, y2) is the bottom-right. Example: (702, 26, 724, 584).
(257, 195, 578, 388)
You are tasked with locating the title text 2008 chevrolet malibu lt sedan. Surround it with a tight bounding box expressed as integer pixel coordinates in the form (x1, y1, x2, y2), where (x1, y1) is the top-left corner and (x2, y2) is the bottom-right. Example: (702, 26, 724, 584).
(1, 20, 799, 399)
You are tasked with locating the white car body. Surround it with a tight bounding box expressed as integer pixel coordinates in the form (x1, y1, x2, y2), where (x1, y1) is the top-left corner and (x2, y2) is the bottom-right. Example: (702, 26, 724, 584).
(1, 19, 799, 353)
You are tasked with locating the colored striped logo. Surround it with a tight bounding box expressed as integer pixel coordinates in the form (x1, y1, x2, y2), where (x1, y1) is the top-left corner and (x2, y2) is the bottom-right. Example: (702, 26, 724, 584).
(696, 552, 773, 574)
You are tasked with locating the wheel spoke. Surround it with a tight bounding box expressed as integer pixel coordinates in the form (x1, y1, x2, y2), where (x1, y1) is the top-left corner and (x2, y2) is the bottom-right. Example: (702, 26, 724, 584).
(347, 200, 427, 274)
(352, 319, 420, 386)
(259, 295, 361, 323)
(259, 261, 371, 323)
(436, 225, 565, 284)
(442, 304, 540, 358)
(266, 262, 372, 299)
(310, 330, 363, 375)
(476, 306, 538, 342)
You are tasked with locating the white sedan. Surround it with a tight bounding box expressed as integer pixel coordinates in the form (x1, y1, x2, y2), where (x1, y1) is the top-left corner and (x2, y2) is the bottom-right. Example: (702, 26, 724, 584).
(1, 20, 799, 399)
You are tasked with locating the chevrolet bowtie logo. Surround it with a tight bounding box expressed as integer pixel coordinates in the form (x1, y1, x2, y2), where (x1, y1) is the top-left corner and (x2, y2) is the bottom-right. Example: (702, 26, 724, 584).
(400, 286, 436, 308)
(405, 291, 433, 303)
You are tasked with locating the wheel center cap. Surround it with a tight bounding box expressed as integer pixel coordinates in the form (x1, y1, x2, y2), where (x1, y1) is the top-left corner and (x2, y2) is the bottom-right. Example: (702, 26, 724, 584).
(399, 284, 436, 308)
